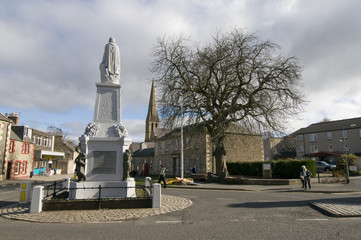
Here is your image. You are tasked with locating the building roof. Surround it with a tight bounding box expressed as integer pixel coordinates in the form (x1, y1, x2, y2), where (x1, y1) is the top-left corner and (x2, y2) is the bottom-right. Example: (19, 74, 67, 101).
(0, 113, 11, 122)
(292, 117, 361, 135)
(132, 147, 155, 158)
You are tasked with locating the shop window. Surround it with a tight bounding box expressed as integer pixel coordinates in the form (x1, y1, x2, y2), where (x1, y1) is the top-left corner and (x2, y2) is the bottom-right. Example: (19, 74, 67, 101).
(9, 140, 15, 153)
(34, 161, 39, 168)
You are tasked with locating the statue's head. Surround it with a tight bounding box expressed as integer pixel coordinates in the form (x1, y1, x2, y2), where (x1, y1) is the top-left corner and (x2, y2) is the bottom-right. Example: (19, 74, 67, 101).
(109, 37, 115, 43)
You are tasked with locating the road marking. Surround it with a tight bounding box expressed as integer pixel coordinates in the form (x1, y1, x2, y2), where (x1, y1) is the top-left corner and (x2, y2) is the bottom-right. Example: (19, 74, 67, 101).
(296, 219, 328, 221)
(156, 221, 183, 224)
(0, 191, 15, 195)
(216, 198, 235, 201)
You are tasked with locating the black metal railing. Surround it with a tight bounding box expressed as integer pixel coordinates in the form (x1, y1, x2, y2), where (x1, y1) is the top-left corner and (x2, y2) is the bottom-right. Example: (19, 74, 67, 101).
(43, 181, 152, 200)
(44, 179, 67, 198)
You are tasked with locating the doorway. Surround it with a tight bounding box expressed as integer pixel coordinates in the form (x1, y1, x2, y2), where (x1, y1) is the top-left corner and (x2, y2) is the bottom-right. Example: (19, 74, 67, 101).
(6, 161, 11, 179)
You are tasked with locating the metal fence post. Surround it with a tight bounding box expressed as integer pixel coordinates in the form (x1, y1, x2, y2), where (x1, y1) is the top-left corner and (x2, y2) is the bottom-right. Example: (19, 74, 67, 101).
(98, 185, 102, 210)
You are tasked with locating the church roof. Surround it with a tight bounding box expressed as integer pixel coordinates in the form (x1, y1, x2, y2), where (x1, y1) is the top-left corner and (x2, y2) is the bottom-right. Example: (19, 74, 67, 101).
(146, 79, 160, 122)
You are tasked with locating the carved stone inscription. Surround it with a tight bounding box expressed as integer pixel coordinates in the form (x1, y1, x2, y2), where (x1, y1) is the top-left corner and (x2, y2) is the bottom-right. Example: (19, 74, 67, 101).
(92, 151, 116, 174)
(97, 91, 116, 121)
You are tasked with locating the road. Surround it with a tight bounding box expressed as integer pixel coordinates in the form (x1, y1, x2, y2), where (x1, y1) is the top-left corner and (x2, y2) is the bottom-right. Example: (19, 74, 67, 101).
(0, 185, 18, 208)
(0, 186, 361, 239)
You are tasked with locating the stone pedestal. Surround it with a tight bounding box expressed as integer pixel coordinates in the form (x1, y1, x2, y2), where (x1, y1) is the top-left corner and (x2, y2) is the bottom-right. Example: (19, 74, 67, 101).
(72, 81, 132, 200)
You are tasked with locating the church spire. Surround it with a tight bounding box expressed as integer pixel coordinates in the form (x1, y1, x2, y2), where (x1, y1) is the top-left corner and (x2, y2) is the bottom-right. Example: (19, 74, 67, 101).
(145, 79, 159, 142)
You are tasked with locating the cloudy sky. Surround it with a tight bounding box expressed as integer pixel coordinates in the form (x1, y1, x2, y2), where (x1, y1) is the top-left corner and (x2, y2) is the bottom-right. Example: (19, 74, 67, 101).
(1, 0, 361, 142)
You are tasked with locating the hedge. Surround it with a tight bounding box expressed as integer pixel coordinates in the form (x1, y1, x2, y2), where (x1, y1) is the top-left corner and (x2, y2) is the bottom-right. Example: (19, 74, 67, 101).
(227, 158, 316, 179)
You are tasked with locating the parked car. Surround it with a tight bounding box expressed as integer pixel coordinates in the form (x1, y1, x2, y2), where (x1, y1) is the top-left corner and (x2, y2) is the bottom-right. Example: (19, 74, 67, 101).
(316, 161, 336, 172)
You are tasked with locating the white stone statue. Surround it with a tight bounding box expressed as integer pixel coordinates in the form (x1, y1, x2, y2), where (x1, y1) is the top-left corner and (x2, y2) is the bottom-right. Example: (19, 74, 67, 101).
(99, 37, 121, 84)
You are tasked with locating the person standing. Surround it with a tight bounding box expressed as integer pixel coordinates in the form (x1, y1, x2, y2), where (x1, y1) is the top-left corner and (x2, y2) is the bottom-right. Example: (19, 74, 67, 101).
(302, 165, 311, 190)
(158, 165, 167, 188)
(299, 167, 304, 188)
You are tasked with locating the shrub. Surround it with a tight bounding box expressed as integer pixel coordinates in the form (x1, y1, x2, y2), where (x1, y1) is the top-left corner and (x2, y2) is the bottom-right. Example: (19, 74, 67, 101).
(227, 158, 316, 179)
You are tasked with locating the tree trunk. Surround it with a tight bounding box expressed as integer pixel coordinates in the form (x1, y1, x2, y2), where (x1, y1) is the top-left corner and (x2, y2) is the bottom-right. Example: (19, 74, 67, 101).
(214, 145, 228, 179)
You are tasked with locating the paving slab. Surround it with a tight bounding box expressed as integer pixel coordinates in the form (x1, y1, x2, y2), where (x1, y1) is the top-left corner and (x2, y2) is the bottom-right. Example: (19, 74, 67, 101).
(310, 198, 361, 217)
(0, 195, 192, 223)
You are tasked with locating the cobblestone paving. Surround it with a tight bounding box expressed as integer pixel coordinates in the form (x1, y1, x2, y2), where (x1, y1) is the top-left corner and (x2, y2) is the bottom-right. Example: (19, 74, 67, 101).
(0, 195, 192, 223)
(310, 198, 361, 217)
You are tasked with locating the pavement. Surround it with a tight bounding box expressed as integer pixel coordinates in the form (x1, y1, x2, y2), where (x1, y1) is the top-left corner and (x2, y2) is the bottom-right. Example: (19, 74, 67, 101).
(1, 174, 361, 223)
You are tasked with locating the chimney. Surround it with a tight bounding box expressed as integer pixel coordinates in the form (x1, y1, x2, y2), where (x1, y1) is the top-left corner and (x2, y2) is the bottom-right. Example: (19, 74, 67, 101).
(6, 113, 19, 125)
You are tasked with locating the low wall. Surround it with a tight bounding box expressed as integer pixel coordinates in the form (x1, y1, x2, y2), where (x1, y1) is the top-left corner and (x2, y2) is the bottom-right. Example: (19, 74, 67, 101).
(42, 198, 152, 211)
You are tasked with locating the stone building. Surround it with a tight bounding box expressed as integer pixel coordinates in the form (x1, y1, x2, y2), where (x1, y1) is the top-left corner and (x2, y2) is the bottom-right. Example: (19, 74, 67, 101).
(291, 117, 361, 163)
(4, 113, 35, 179)
(131, 80, 159, 176)
(152, 124, 264, 177)
(0, 113, 12, 180)
(32, 129, 64, 175)
(54, 135, 77, 174)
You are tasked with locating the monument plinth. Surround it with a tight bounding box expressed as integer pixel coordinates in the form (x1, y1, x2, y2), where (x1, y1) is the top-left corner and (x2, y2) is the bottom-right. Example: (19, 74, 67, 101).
(71, 37, 134, 200)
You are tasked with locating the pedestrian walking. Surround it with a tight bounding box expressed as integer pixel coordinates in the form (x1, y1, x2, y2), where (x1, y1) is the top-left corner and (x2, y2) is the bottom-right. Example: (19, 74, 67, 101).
(302, 165, 311, 190)
(158, 165, 167, 188)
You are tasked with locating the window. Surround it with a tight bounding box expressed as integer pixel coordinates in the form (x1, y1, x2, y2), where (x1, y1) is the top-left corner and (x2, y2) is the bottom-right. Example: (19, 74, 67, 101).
(24, 127, 32, 138)
(43, 137, 48, 147)
(174, 139, 178, 151)
(22, 143, 30, 154)
(158, 142, 162, 152)
(48, 138, 52, 147)
(9, 140, 15, 153)
(327, 132, 332, 140)
(309, 133, 317, 142)
(36, 136, 42, 146)
(298, 135, 303, 141)
(22, 162, 27, 174)
(342, 130, 348, 139)
(34, 161, 39, 168)
(310, 145, 318, 153)
(165, 141, 169, 152)
(185, 138, 190, 148)
(299, 146, 304, 153)
(15, 162, 20, 174)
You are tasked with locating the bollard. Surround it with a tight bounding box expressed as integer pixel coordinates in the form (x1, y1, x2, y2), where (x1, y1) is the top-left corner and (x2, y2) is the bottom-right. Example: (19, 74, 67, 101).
(62, 178, 71, 190)
(30, 186, 44, 213)
(152, 183, 161, 208)
(19, 181, 32, 203)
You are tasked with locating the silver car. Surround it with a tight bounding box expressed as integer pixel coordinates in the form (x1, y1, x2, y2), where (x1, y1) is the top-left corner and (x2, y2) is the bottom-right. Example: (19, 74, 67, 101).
(316, 161, 336, 172)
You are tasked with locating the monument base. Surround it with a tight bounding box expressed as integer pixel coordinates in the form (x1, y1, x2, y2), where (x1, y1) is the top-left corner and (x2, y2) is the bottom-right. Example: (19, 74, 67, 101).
(69, 180, 135, 200)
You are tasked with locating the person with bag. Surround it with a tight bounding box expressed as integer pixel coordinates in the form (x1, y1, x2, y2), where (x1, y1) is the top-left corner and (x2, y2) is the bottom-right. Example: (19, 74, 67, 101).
(302, 165, 312, 190)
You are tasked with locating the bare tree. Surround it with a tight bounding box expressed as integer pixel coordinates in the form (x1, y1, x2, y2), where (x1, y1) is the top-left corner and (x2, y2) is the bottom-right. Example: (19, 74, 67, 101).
(151, 29, 305, 176)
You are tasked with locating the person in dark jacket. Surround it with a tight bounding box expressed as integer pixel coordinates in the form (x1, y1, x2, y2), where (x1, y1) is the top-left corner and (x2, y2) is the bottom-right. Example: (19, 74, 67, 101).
(302, 165, 311, 190)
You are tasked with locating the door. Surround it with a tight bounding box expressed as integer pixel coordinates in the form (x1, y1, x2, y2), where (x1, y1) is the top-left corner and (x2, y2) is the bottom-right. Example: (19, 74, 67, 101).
(6, 161, 12, 179)
(173, 157, 179, 176)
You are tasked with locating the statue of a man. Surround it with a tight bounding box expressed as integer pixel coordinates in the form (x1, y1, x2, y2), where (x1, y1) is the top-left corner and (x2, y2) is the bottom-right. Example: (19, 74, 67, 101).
(99, 37, 121, 84)
(123, 149, 131, 181)
(75, 147, 86, 182)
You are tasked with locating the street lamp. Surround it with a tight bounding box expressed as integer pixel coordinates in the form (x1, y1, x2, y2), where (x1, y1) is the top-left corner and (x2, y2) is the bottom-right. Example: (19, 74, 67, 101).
(341, 124, 355, 184)
(180, 93, 184, 181)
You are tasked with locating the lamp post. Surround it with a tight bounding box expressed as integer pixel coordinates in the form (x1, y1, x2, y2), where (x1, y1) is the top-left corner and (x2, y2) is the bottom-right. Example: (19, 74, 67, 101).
(180, 93, 184, 181)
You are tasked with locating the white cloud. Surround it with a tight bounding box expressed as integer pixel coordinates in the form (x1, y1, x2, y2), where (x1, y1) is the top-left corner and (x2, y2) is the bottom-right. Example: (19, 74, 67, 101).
(1, 0, 361, 140)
